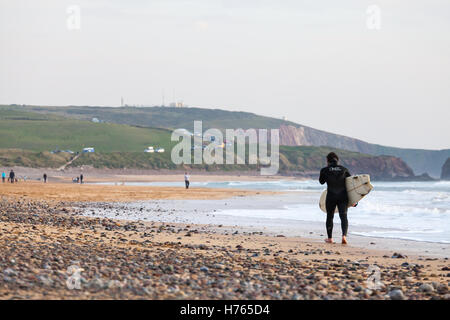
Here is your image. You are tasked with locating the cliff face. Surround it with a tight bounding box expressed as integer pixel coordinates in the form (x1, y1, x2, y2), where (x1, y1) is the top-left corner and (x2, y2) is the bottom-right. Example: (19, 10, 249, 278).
(279, 124, 450, 177)
(441, 158, 450, 180)
(278, 145, 415, 180)
(341, 156, 414, 180)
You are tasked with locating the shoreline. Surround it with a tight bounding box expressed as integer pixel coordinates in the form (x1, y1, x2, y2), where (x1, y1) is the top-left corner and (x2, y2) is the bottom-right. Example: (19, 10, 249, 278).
(75, 194, 450, 259)
(2, 181, 449, 256)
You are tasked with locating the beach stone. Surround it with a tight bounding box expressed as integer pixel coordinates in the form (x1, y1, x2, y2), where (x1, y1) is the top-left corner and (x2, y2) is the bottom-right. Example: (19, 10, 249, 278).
(354, 285, 363, 292)
(38, 275, 54, 286)
(436, 284, 448, 294)
(89, 278, 105, 290)
(3, 268, 17, 277)
(200, 266, 209, 272)
(107, 280, 124, 289)
(319, 279, 328, 286)
(388, 289, 406, 300)
(431, 281, 440, 289)
(419, 283, 434, 293)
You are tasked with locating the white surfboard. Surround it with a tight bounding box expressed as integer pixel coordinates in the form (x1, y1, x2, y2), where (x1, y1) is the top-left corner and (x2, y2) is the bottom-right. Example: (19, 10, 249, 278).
(319, 174, 373, 213)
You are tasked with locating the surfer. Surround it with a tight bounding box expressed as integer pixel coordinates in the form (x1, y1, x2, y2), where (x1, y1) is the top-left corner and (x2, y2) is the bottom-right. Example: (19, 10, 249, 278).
(319, 152, 351, 244)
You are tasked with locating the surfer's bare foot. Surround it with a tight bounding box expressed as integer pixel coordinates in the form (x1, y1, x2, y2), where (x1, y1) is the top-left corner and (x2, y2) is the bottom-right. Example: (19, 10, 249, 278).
(324, 238, 334, 244)
(342, 236, 348, 244)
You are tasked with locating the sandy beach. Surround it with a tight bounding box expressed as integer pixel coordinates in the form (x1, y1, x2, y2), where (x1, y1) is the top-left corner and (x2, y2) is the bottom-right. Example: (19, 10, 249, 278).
(0, 180, 449, 300)
(0, 181, 272, 202)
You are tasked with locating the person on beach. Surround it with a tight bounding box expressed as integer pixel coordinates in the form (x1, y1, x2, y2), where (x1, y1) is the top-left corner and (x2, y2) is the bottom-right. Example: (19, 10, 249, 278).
(43, 173, 47, 183)
(1, 171, 5, 183)
(80, 174, 84, 184)
(184, 172, 190, 189)
(9, 170, 15, 184)
(319, 152, 351, 244)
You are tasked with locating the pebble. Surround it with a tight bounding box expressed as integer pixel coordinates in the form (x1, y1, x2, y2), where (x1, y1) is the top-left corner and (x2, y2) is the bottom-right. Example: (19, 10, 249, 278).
(419, 283, 434, 293)
(436, 284, 448, 294)
(388, 289, 406, 300)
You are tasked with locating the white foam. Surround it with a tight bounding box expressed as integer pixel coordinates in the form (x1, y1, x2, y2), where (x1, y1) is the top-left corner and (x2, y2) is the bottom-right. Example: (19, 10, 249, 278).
(90, 180, 450, 244)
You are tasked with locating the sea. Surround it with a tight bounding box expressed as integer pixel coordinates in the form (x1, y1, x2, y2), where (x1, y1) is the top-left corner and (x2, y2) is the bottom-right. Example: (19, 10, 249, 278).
(93, 180, 450, 244)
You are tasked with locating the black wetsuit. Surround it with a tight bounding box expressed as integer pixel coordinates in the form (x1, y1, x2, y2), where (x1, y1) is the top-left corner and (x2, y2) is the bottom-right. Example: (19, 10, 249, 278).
(9, 171, 15, 184)
(319, 160, 350, 238)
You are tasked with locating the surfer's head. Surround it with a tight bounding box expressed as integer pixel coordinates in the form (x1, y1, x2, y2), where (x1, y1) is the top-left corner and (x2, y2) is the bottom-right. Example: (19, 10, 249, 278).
(326, 152, 339, 165)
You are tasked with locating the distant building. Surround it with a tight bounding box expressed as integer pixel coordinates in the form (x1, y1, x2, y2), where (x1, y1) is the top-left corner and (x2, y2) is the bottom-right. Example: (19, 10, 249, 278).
(169, 101, 184, 108)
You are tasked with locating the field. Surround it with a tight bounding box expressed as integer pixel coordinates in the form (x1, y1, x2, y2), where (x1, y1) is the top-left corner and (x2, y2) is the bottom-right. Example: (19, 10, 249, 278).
(0, 108, 173, 153)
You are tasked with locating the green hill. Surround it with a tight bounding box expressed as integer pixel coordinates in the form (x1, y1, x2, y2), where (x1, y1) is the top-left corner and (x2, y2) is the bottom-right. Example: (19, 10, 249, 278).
(0, 107, 418, 179)
(0, 108, 173, 153)
(5, 104, 448, 177)
(11, 105, 290, 131)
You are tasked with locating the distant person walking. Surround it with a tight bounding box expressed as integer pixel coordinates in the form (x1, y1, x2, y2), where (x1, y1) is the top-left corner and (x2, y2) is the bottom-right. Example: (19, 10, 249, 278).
(319, 152, 351, 244)
(1, 171, 5, 183)
(43, 173, 47, 183)
(80, 174, 84, 184)
(9, 170, 15, 184)
(184, 172, 190, 189)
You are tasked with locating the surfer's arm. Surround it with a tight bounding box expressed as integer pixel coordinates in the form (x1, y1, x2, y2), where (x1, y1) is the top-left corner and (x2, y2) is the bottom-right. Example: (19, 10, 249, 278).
(319, 168, 326, 185)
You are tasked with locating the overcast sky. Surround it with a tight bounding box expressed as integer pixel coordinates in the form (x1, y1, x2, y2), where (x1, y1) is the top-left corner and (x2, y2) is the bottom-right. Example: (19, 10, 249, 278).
(1, 0, 449, 149)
